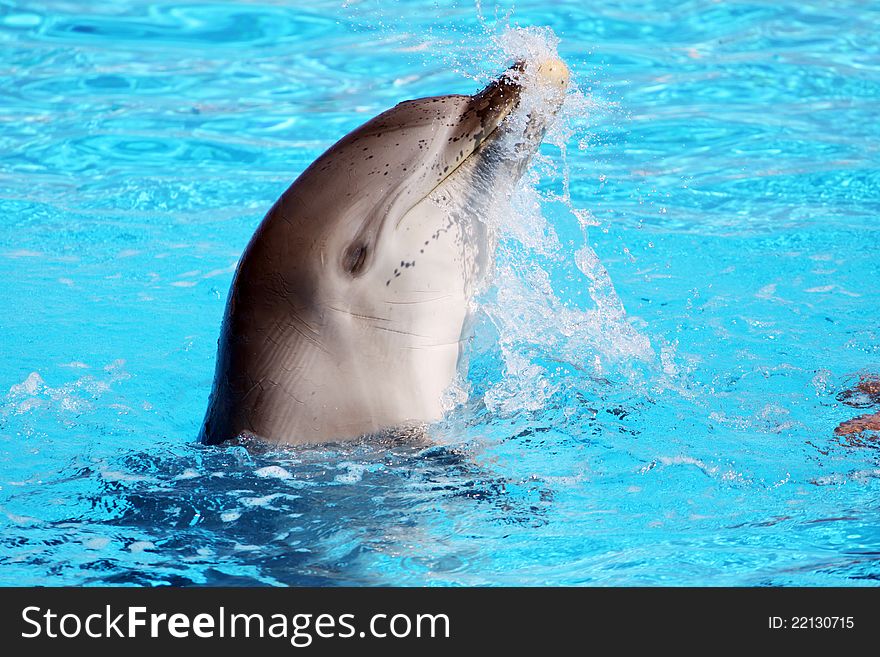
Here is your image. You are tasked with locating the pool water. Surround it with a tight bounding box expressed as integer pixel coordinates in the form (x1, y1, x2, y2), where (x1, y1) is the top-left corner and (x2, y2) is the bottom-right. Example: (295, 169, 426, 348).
(2, 0, 879, 586)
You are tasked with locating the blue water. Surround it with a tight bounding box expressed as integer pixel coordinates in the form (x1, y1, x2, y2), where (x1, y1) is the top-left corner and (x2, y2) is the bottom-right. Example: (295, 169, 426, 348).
(2, 0, 879, 586)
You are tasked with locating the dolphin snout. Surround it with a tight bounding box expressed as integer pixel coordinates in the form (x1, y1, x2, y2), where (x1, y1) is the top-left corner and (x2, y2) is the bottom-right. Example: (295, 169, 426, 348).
(468, 63, 525, 134)
(469, 57, 570, 134)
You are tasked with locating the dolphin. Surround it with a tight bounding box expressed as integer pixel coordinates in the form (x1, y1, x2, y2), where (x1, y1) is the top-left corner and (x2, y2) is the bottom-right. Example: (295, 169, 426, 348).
(200, 58, 570, 446)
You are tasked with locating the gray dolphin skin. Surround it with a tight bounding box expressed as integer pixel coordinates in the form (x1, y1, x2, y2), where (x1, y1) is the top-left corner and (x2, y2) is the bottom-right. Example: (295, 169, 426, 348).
(200, 58, 570, 446)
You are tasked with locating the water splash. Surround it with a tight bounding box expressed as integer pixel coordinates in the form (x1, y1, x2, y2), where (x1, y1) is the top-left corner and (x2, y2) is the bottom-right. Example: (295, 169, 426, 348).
(436, 26, 654, 423)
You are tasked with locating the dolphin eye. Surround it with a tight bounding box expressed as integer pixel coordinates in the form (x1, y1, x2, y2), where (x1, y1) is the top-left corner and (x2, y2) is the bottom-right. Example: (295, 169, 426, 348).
(343, 243, 368, 276)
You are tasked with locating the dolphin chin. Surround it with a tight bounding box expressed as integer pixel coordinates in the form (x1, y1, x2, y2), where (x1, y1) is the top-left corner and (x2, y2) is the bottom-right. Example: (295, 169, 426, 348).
(200, 58, 570, 446)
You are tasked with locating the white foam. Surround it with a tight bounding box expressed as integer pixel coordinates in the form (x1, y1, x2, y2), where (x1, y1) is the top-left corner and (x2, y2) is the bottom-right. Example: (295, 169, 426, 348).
(173, 468, 201, 480)
(9, 372, 44, 396)
(128, 541, 156, 553)
(240, 493, 298, 508)
(254, 465, 292, 480)
(83, 537, 111, 550)
(233, 543, 261, 552)
(334, 462, 370, 484)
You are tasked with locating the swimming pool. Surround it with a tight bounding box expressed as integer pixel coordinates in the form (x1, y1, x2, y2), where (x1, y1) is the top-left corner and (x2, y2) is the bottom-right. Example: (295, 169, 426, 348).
(1, 0, 879, 585)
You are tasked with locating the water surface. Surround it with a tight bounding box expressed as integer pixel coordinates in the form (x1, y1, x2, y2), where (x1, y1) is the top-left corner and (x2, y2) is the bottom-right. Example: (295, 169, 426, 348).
(1, 0, 879, 585)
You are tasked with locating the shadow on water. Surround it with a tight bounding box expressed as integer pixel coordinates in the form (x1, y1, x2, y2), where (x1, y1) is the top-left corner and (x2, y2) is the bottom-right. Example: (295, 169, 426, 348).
(23, 435, 555, 586)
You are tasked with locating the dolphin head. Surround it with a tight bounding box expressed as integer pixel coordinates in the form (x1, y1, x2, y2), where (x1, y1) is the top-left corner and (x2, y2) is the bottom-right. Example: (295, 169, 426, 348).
(201, 58, 570, 445)
(239, 58, 568, 297)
